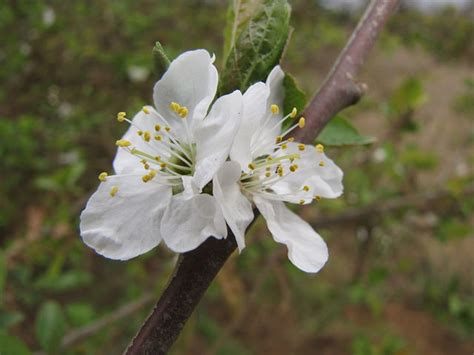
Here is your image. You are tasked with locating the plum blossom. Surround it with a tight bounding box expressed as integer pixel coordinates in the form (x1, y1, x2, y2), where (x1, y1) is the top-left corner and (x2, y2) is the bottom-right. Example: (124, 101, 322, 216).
(214, 66, 344, 273)
(80, 50, 242, 259)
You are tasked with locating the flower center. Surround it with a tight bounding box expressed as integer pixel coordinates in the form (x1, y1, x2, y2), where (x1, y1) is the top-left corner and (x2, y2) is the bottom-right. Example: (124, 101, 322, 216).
(113, 104, 197, 187)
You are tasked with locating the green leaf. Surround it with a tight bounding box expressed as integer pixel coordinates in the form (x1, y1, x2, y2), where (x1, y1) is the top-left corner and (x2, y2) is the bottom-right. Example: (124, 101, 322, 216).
(0, 311, 25, 329)
(316, 116, 375, 146)
(388, 77, 427, 116)
(220, 0, 291, 94)
(152, 41, 170, 81)
(223, 0, 265, 61)
(35, 301, 66, 353)
(282, 73, 307, 131)
(0, 331, 31, 355)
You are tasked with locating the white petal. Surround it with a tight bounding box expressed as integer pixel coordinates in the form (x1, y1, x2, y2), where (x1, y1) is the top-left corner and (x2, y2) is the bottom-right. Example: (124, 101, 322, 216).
(230, 82, 269, 170)
(213, 162, 254, 252)
(254, 196, 328, 273)
(193, 90, 243, 189)
(161, 194, 227, 252)
(249, 66, 286, 158)
(272, 142, 343, 199)
(80, 175, 172, 260)
(113, 107, 169, 174)
(153, 50, 218, 138)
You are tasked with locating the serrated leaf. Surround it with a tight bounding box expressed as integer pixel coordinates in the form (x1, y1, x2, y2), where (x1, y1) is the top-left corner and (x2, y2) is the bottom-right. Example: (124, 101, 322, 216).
(152, 41, 170, 81)
(0, 331, 31, 355)
(35, 301, 66, 353)
(282, 73, 307, 131)
(223, 0, 265, 61)
(220, 0, 291, 94)
(316, 116, 375, 146)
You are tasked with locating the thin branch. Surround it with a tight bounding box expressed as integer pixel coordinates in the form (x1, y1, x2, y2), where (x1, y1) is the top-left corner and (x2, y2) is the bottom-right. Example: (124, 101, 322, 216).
(295, 0, 400, 144)
(125, 0, 400, 353)
(310, 184, 474, 229)
(61, 293, 155, 349)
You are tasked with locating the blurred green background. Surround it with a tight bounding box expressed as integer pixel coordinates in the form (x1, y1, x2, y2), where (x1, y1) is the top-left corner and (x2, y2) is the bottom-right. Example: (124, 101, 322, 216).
(1, 1, 473, 354)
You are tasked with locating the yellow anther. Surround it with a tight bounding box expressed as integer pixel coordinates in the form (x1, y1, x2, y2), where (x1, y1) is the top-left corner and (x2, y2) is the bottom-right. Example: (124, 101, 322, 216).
(319, 160, 325, 167)
(109, 186, 118, 197)
(248, 163, 256, 170)
(142, 106, 150, 114)
(299, 199, 305, 205)
(281, 143, 288, 150)
(178, 106, 188, 118)
(117, 112, 126, 122)
(288, 137, 295, 142)
(98, 172, 108, 182)
(275, 136, 283, 144)
(116, 139, 131, 147)
(265, 171, 271, 178)
(170, 102, 180, 112)
(267, 156, 273, 161)
(143, 163, 150, 170)
(154, 135, 162, 141)
(289, 164, 298, 172)
(160, 162, 167, 169)
(315, 195, 321, 201)
(142, 170, 157, 183)
(155, 124, 161, 131)
(298, 117, 305, 128)
(277, 166, 284, 177)
(271, 104, 280, 114)
(315, 143, 324, 153)
(155, 156, 161, 161)
(265, 167, 271, 171)
(137, 130, 143, 136)
(143, 131, 151, 142)
(303, 185, 310, 192)
(298, 144, 306, 151)
(165, 126, 171, 132)
(290, 107, 297, 118)
(142, 174, 150, 183)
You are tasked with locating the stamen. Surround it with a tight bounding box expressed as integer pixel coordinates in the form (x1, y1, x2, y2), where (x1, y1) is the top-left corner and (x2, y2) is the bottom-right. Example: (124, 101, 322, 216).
(271, 104, 280, 114)
(303, 185, 310, 192)
(319, 161, 325, 167)
(98, 172, 108, 182)
(137, 130, 143, 136)
(316, 144, 324, 153)
(298, 144, 305, 151)
(154, 135, 162, 141)
(248, 163, 256, 170)
(110, 186, 118, 197)
(298, 117, 305, 128)
(143, 131, 151, 142)
(155, 124, 161, 131)
(290, 107, 297, 118)
(289, 164, 298, 172)
(116, 139, 131, 147)
(142, 106, 150, 114)
(299, 199, 305, 205)
(314, 195, 321, 201)
(275, 136, 283, 144)
(117, 112, 126, 122)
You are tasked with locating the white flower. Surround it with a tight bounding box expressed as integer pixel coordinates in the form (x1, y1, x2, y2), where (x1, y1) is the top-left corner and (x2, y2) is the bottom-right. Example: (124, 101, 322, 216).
(80, 50, 242, 259)
(214, 66, 344, 273)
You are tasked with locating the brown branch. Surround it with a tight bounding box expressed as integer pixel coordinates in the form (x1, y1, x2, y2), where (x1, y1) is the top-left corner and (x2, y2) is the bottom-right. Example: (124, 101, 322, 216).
(125, 1, 399, 353)
(295, 0, 400, 144)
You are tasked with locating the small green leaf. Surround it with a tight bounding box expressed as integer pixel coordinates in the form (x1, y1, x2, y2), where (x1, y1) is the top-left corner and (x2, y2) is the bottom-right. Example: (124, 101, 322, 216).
(152, 41, 170, 81)
(0, 311, 25, 329)
(388, 77, 427, 116)
(316, 116, 375, 146)
(220, 0, 291, 94)
(282, 73, 307, 131)
(0, 331, 31, 355)
(223, 0, 265, 61)
(35, 301, 66, 353)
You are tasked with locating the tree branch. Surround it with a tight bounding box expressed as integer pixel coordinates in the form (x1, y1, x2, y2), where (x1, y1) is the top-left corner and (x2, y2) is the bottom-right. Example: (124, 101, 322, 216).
(295, 0, 400, 144)
(125, 0, 399, 353)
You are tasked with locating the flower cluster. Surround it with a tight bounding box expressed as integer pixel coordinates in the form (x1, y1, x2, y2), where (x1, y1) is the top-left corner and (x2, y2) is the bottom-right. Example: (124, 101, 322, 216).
(80, 49, 343, 273)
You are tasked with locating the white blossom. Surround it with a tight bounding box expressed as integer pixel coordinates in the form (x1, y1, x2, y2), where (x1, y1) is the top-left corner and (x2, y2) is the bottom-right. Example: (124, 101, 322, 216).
(80, 50, 242, 259)
(214, 66, 344, 273)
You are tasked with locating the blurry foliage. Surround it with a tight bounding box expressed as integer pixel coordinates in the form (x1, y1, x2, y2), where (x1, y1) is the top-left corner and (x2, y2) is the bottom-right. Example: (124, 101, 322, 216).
(0, 0, 473, 354)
